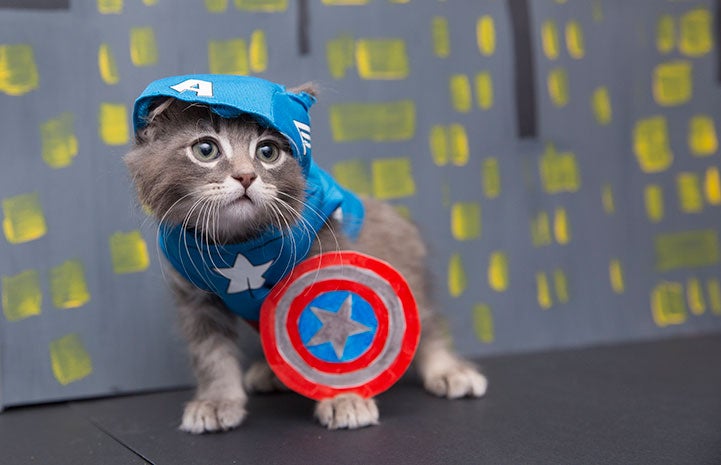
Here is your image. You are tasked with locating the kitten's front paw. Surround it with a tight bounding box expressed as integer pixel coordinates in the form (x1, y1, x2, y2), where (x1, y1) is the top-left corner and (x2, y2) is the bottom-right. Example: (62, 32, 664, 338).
(180, 398, 247, 434)
(423, 362, 488, 399)
(314, 394, 379, 430)
(244, 360, 288, 394)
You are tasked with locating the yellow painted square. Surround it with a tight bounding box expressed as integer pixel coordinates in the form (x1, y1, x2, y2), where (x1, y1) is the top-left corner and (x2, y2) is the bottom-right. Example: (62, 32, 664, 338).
(326, 34, 355, 79)
(686, 277, 706, 315)
(476, 15, 495, 56)
(41, 113, 78, 169)
(235, 0, 287, 11)
(653, 60, 692, 106)
(0, 44, 39, 96)
(547, 67, 569, 107)
(3, 192, 47, 244)
(651, 281, 687, 327)
(205, 0, 228, 12)
(356, 38, 409, 80)
(487, 251, 508, 292)
(656, 14, 675, 54)
(109, 230, 150, 274)
(449, 74, 472, 113)
(332, 159, 372, 196)
(482, 157, 501, 199)
(676, 172, 704, 213)
(553, 207, 571, 245)
(679, 8, 712, 57)
(688, 115, 717, 156)
(475, 72, 493, 110)
(536, 272, 552, 309)
(704, 167, 721, 205)
(451, 202, 481, 241)
(565, 20, 585, 59)
(97, 0, 122, 14)
(129, 27, 158, 67)
(609, 259, 624, 294)
(472, 303, 494, 343)
(644, 184, 664, 223)
(49, 333, 93, 385)
(541, 20, 560, 60)
(249, 30, 267, 73)
(50, 260, 90, 309)
(591, 86, 612, 125)
(2, 269, 42, 322)
(329, 101, 415, 142)
(429, 125, 449, 166)
(707, 279, 721, 315)
(554, 268, 569, 303)
(98, 103, 129, 146)
(432, 16, 450, 58)
(655, 229, 719, 271)
(208, 38, 249, 75)
(539, 144, 580, 193)
(448, 253, 466, 298)
(448, 124, 468, 166)
(602, 184, 615, 214)
(371, 157, 416, 199)
(633, 116, 673, 173)
(98, 43, 120, 85)
(531, 211, 551, 247)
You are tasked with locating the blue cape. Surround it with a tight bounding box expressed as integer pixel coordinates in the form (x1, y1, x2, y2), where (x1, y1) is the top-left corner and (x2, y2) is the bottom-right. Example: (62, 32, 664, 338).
(133, 74, 365, 321)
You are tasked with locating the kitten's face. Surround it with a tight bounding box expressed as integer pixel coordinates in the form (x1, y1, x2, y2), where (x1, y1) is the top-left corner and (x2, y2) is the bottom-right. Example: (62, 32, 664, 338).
(124, 99, 307, 243)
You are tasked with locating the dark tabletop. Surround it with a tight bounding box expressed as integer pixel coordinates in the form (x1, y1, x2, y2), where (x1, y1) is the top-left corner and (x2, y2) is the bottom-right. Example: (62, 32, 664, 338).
(1, 334, 720, 465)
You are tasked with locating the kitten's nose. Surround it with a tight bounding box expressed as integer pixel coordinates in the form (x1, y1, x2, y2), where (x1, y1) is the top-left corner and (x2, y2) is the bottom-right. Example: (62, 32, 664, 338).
(233, 172, 257, 189)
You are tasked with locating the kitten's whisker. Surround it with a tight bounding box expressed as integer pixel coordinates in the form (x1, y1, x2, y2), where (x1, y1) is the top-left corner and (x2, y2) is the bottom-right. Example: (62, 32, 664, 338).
(195, 199, 226, 291)
(266, 202, 298, 286)
(273, 198, 329, 289)
(266, 202, 302, 297)
(276, 195, 338, 276)
(279, 192, 342, 256)
(155, 189, 205, 287)
(177, 196, 221, 293)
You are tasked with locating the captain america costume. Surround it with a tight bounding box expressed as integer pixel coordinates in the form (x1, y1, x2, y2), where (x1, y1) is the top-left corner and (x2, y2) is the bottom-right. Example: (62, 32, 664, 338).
(133, 74, 365, 323)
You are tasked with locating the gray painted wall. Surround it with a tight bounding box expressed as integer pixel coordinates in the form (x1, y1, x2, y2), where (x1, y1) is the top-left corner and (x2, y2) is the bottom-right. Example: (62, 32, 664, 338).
(1, 0, 720, 408)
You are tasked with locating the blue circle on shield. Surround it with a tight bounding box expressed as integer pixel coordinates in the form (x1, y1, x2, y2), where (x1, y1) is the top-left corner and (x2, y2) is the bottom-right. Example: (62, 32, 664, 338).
(297, 290, 378, 363)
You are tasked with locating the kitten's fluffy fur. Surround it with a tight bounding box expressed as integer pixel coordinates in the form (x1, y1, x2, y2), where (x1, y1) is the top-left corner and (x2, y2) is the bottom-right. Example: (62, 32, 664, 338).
(124, 85, 487, 432)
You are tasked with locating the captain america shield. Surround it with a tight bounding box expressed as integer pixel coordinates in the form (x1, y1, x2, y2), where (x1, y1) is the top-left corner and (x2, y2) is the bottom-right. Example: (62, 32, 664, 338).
(259, 251, 420, 400)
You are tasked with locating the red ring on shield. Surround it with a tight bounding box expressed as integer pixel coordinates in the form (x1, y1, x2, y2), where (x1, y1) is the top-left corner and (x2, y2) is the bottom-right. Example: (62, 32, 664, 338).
(260, 251, 420, 400)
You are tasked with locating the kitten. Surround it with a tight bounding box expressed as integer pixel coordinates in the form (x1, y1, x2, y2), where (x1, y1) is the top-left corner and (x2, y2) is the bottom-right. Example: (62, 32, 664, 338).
(124, 76, 487, 432)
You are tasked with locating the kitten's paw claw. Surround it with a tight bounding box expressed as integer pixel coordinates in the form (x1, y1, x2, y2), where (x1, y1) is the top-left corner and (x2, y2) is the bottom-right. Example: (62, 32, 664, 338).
(180, 398, 246, 434)
(244, 361, 288, 394)
(314, 394, 379, 430)
(424, 363, 488, 399)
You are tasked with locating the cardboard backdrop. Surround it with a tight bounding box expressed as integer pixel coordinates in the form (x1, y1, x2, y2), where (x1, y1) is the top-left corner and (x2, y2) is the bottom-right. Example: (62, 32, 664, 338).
(1, 0, 720, 408)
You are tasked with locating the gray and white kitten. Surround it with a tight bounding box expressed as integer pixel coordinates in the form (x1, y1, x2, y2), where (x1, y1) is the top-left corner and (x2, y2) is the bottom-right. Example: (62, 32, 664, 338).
(124, 85, 487, 432)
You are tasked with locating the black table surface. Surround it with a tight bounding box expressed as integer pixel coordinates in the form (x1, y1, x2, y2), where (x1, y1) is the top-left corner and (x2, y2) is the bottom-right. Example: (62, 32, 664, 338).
(1, 334, 720, 465)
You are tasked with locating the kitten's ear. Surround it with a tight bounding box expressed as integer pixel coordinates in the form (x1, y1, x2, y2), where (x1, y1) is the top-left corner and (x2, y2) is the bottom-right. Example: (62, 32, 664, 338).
(288, 82, 319, 99)
(136, 97, 174, 144)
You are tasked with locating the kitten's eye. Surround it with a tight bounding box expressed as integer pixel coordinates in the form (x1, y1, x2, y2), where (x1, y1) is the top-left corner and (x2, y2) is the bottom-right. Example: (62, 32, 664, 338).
(255, 142, 281, 164)
(191, 140, 221, 162)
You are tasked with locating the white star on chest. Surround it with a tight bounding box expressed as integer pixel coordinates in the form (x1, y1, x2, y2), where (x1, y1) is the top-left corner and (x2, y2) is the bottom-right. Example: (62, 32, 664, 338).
(213, 253, 273, 294)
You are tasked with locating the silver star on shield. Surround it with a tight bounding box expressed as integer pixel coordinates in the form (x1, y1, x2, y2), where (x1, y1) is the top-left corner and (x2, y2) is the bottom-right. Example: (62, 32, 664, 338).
(213, 253, 272, 294)
(306, 294, 372, 360)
